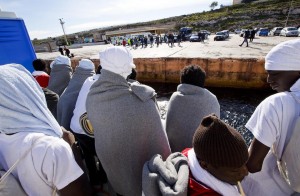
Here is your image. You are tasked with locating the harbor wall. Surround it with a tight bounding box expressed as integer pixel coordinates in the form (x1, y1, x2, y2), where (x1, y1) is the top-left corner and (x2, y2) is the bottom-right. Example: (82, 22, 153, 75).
(46, 57, 268, 89)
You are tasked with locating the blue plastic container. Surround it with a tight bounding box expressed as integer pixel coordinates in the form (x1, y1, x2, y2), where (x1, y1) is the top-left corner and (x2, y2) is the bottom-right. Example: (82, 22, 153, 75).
(0, 17, 36, 72)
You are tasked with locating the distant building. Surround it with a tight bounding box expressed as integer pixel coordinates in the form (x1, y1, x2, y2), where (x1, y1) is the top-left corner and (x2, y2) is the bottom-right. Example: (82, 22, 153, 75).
(105, 25, 174, 39)
(32, 41, 57, 52)
(92, 32, 107, 42)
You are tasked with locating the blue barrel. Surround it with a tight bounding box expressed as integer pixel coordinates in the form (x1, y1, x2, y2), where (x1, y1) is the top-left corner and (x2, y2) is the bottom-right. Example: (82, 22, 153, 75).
(0, 16, 36, 73)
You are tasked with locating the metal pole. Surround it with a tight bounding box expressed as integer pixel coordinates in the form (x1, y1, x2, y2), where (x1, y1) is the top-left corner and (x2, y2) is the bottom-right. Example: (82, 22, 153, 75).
(285, 0, 293, 27)
(59, 18, 69, 46)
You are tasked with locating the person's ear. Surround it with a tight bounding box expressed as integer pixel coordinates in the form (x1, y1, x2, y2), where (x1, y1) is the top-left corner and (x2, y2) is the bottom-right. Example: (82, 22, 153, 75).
(199, 160, 209, 170)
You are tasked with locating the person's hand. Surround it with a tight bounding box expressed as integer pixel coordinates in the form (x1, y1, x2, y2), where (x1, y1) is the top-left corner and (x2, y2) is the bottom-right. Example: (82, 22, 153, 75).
(61, 126, 76, 146)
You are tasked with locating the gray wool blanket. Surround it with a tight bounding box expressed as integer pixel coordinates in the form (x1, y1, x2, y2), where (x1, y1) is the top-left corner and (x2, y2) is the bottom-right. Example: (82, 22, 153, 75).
(86, 69, 171, 196)
(166, 84, 220, 152)
(43, 88, 59, 119)
(142, 152, 189, 196)
(57, 67, 94, 130)
(47, 64, 72, 96)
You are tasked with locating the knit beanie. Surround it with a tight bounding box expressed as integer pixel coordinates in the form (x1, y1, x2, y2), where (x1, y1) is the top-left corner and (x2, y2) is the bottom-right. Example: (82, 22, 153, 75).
(193, 114, 248, 168)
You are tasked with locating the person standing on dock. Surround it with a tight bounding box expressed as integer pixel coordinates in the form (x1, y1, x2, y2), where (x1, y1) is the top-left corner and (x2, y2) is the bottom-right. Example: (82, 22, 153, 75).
(144, 36, 148, 48)
(64, 46, 71, 58)
(249, 28, 256, 42)
(149, 35, 154, 47)
(58, 46, 64, 55)
(140, 36, 144, 48)
(156, 35, 159, 47)
(177, 33, 182, 46)
(239, 29, 250, 47)
(242, 39, 300, 196)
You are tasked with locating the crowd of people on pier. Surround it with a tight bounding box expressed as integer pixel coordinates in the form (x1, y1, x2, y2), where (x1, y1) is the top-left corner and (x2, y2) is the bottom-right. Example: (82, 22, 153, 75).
(0, 39, 300, 196)
(110, 32, 189, 49)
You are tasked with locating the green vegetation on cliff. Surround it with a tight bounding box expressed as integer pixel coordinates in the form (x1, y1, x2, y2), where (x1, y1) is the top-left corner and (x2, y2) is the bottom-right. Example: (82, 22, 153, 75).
(175, 0, 300, 32)
(38, 0, 300, 42)
(96, 0, 300, 33)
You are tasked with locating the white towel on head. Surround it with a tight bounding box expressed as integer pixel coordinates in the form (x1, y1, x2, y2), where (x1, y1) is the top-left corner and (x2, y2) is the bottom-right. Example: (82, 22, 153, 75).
(99, 46, 135, 78)
(54, 55, 71, 66)
(0, 64, 62, 137)
(78, 59, 95, 70)
(265, 39, 300, 71)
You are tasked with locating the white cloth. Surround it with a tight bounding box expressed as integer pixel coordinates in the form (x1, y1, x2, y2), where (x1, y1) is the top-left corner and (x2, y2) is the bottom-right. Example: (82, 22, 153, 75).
(54, 55, 71, 66)
(50, 55, 71, 69)
(0, 64, 62, 137)
(99, 46, 135, 79)
(242, 78, 300, 195)
(187, 149, 240, 196)
(0, 132, 83, 196)
(78, 59, 95, 70)
(265, 39, 300, 70)
(50, 61, 55, 69)
(70, 74, 99, 136)
(32, 70, 49, 76)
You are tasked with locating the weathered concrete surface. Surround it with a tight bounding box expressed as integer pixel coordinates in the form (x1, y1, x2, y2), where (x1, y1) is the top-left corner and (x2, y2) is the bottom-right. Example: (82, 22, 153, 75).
(39, 34, 298, 89)
(46, 57, 267, 89)
(134, 57, 267, 88)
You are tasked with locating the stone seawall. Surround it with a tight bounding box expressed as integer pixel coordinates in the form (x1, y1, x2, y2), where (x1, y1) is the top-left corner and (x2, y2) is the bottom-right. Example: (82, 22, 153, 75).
(46, 57, 269, 89)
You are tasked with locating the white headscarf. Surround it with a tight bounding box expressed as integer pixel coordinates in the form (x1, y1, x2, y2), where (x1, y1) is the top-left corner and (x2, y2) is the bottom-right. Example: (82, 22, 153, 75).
(0, 64, 62, 137)
(78, 59, 95, 70)
(51, 55, 71, 69)
(99, 46, 136, 78)
(265, 39, 300, 71)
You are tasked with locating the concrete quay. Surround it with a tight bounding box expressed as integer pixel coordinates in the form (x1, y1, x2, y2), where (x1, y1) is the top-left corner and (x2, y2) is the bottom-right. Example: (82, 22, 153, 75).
(37, 34, 299, 89)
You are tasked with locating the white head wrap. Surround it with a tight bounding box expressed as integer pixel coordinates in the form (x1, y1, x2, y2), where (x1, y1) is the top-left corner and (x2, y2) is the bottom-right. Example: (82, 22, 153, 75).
(99, 46, 136, 78)
(78, 59, 95, 70)
(51, 55, 71, 69)
(0, 64, 62, 137)
(265, 39, 300, 71)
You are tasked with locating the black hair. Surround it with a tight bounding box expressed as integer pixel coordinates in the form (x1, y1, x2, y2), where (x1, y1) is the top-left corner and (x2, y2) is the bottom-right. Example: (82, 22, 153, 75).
(32, 59, 46, 71)
(180, 65, 206, 87)
(127, 68, 137, 80)
(96, 65, 102, 74)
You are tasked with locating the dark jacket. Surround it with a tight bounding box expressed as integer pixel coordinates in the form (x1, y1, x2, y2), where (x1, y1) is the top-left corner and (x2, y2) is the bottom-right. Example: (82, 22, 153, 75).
(244, 30, 250, 38)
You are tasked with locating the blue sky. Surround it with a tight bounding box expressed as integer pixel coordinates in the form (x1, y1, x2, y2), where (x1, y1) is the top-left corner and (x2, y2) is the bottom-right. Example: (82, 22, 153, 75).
(0, 0, 232, 39)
